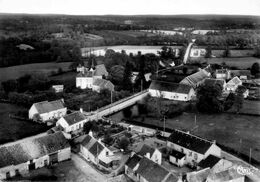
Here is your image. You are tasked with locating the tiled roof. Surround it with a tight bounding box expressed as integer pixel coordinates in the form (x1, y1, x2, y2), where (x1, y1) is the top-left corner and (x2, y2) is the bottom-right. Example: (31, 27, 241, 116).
(227, 76, 242, 86)
(125, 154, 142, 169)
(137, 144, 156, 157)
(63, 111, 86, 126)
(169, 149, 185, 159)
(167, 130, 213, 154)
(207, 167, 244, 181)
(93, 79, 114, 91)
(94, 64, 108, 77)
(0, 132, 69, 168)
(136, 157, 169, 182)
(180, 69, 210, 88)
(81, 135, 96, 150)
(198, 155, 221, 169)
(88, 142, 104, 157)
(187, 168, 211, 182)
(164, 174, 179, 182)
(34, 100, 65, 114)
(149, 80, 193, 94)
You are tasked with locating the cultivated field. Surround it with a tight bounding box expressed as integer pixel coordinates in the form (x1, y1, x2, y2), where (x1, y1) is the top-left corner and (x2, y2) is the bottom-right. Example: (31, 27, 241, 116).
(109, 110, 260, 163)
(0, 62, 72, 82)
(0, 103, 49, 144)
(190, 57, 260, 69)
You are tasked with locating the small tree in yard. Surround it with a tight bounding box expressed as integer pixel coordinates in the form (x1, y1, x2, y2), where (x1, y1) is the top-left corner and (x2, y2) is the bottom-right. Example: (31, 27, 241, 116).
(32, 113, 41, 122)
(223, 46, 230, 57)
(118, 137, 130, 151)
(205, 45, 212, 58)
(233, 91, 244, 114)
(83, 121, 93, 134)
(251, 62, 260, 76)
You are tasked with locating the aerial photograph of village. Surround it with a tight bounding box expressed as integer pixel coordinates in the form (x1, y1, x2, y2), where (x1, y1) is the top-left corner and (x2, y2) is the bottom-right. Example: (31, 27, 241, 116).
(0, 0, 259, 181)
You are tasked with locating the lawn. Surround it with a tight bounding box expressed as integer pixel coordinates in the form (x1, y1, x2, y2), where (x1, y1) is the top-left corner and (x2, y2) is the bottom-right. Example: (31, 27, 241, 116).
(109, 110, 260, 163)
(0, 62, 72, 82)
(0, 103, 50, 144)
(190, 57, 260, 69)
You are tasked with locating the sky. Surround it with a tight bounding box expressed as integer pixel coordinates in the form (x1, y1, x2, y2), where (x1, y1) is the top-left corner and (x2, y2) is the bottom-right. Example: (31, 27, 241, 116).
(0, 0, 260, 16)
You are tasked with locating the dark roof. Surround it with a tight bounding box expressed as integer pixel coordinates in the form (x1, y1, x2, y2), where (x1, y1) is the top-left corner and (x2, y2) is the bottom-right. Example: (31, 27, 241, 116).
(77, 71, 93, 77)
(167, 130, 213, 154)
(34, 100, 65, 114)
(63, 111, 86, 126)
(125, 154, 142, 169)
(204, 78, 225, 87)
(0, 132, 69, 168)
(149, 80, 193, 94)
(81, 135, 92, 147)
(198, 155, 221, 169)
(136, 157, 169, 182)
(169, 149, 185, 159)
(88, 141, 104, 156)
(138, 144, 156, 157)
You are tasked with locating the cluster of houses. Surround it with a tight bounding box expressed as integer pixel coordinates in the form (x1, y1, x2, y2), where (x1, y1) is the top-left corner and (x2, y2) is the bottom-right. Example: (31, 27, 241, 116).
(148, 66, 251, 102)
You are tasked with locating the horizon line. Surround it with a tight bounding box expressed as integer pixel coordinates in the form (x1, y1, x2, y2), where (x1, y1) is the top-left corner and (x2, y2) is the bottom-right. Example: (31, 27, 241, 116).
(0, 12, 260, 17)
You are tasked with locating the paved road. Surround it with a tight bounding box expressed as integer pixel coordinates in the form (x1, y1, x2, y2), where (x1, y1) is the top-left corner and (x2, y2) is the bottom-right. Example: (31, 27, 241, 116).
(71, 153, 106, 182)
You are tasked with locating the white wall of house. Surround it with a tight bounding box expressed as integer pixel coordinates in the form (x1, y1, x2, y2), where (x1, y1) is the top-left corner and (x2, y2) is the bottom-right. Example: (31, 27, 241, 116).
(57, 118, 88, 133)
(167, 142, 205, 165)
(92, 85, 101, 92)
(98, 148, 113, 165)
(150, 149, 162, 165)
(58, 147, 71, 162)
(29, 106, 66, 122)
(169, 155, 185, 167)
(149, 89, 194, 101)
(76, 77, 93, 89)
(190, 48, 206, 57)
(80, 145, 97, 164)
(204, 144, 221, 158)
(34, 155, 49, 169)
(0, 162, 28, 180)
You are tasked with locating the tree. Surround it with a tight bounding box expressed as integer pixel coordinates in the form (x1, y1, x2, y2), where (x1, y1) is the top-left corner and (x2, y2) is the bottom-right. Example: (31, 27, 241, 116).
(109, 65, 125, 84)
(253, 46, 260, 58)
(118, 137, 130, 151)
(205, 45, 212, 58)
(224, 92, 235, 111)
(223, 46, 230, 57)
(121, 61, 133, 91)
(197, 84, 224, 113)
(251, 62, 260, 76)
(83, 121, 93, 134)
(233, 93, 244, 113)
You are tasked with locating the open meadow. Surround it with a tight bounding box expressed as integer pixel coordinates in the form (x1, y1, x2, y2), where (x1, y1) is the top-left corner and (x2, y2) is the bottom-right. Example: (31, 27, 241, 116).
(109, 109, 260, 163)
(0, 103, 50, 144)
(0, 62, 72, 82)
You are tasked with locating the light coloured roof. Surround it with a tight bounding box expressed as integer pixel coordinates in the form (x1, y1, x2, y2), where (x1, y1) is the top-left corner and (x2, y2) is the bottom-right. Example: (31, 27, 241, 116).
(187, 168, 211, 182)
(93, 78, 114, 91)
(33, 100, 65, 114)
(227, 76, 242, 86)
(0, 132, 69, 168)
(180, 69, 210, 88)
(207, 167, 244, 181)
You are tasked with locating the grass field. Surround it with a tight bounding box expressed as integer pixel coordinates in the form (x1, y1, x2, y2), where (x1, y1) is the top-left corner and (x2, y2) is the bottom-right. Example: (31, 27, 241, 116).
(109, 110, 260, 162)
(212, 49, 255, 57)
(0, 62, 72, 82)
(0, 103, 49, 144)
(190, 57, 260, 69)
(228, 100, 260, 115)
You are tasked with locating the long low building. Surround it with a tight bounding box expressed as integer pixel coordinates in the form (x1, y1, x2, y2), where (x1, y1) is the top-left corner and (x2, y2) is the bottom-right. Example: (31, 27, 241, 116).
(0, 132, 70, 180)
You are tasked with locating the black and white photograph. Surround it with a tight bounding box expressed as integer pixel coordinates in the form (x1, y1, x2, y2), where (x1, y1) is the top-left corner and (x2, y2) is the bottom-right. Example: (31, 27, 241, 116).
(0, 0, 260, 181)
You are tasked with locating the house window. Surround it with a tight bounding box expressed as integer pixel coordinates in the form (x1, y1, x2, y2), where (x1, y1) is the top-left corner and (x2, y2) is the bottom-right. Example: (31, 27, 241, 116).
(189, 151, 192, 156)
(6, 172, 10, 179)
(194, 153, 198, 160)
(15, 169, 19, 176)
(106, 151, 109, 156)
(181, 148, 184, 153)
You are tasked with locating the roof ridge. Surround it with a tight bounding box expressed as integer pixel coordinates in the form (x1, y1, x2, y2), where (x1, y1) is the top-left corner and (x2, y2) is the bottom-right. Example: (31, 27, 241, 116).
(175, 129, 213, 144)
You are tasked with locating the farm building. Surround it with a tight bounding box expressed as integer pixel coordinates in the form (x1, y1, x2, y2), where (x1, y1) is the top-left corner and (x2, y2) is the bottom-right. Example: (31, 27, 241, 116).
(76, 64, 112, 92)
(206, 167, 245, 182)
(180, 69, 211, 89)
(56, 110, 88, 133)
(28, 99, 67, 122)
(169, 149, 186, 167)
(190, 46, 206, 57)
(80, 134, 120, 168)
(230, 70, 251, 80)
(166, 130, 221, 167)
(226, 76, 242, 92)
(149, 80, 195, 101)
(197, 155, 233, 173)
(125, 154, 180, 182)
(137, 144, 162, 165)
(215, 69, 231, 80)
(92, 79, 114, 92)
(0, 132, 70, 180)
